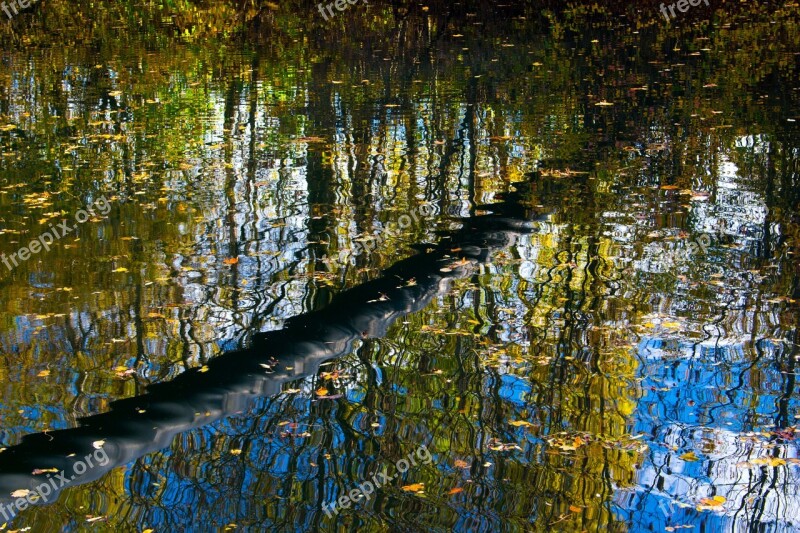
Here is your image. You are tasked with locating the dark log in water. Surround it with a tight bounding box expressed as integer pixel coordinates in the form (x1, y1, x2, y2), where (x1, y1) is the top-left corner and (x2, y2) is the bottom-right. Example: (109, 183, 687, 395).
(0, 181, 547, 510)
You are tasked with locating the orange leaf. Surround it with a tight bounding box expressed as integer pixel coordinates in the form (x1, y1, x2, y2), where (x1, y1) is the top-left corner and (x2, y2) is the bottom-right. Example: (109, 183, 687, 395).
(569, 505, 582, 513)
(315, 387, 329, 397)
(401, 483, 425, 492)
(448, 487, 464, 495)
(223, 257, 239, 265)
(697, 495, 726, 510)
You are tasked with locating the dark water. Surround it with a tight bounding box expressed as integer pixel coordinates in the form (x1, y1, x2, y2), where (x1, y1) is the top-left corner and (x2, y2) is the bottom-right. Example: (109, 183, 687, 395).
(0, 2, 799, 531)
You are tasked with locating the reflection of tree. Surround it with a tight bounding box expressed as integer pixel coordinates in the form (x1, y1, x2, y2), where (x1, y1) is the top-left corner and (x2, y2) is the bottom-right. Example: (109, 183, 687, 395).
(0, 1, 798, 531)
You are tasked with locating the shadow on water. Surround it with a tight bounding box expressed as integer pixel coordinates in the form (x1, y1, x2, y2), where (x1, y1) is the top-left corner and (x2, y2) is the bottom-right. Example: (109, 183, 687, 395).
(0, 179, 550, 509)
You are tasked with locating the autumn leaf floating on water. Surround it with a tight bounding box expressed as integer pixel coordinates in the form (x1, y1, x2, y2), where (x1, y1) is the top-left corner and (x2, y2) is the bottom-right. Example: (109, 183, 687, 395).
(114, 366, 136, 378)
(546, 434, 589, 452)
(488, 438, 521, 452)
(679, 451, 700, 462)
(696, 495, 726, 511)
(291, 136, 327, 143)
(539, 168, 589, 179)
(447, 487, 464, 496)
(401, 483, 425, 493)
(737, 457, 789, 468)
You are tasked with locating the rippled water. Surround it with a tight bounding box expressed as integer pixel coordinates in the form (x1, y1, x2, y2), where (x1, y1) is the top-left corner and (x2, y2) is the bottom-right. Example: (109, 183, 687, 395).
(0, 2, 799, 531)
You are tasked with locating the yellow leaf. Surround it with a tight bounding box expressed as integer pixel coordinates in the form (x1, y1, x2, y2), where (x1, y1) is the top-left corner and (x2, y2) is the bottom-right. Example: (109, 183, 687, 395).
(198, 365, 209, 373)
(680, 451, 700, 462)
(36, 370, 50, 377)
(751, 457, 787, 467)
(697, 495, 726, 510)
(230, 449, 242, 456)
(509, 420, 534, 427)
(315, 387, 329, 396)
(112, 267, 129, 273)
(10, 489, 31, 498)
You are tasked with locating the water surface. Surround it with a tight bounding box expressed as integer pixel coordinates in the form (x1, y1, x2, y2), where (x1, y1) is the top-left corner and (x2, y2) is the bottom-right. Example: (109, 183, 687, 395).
(0, 2, 799, 531)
